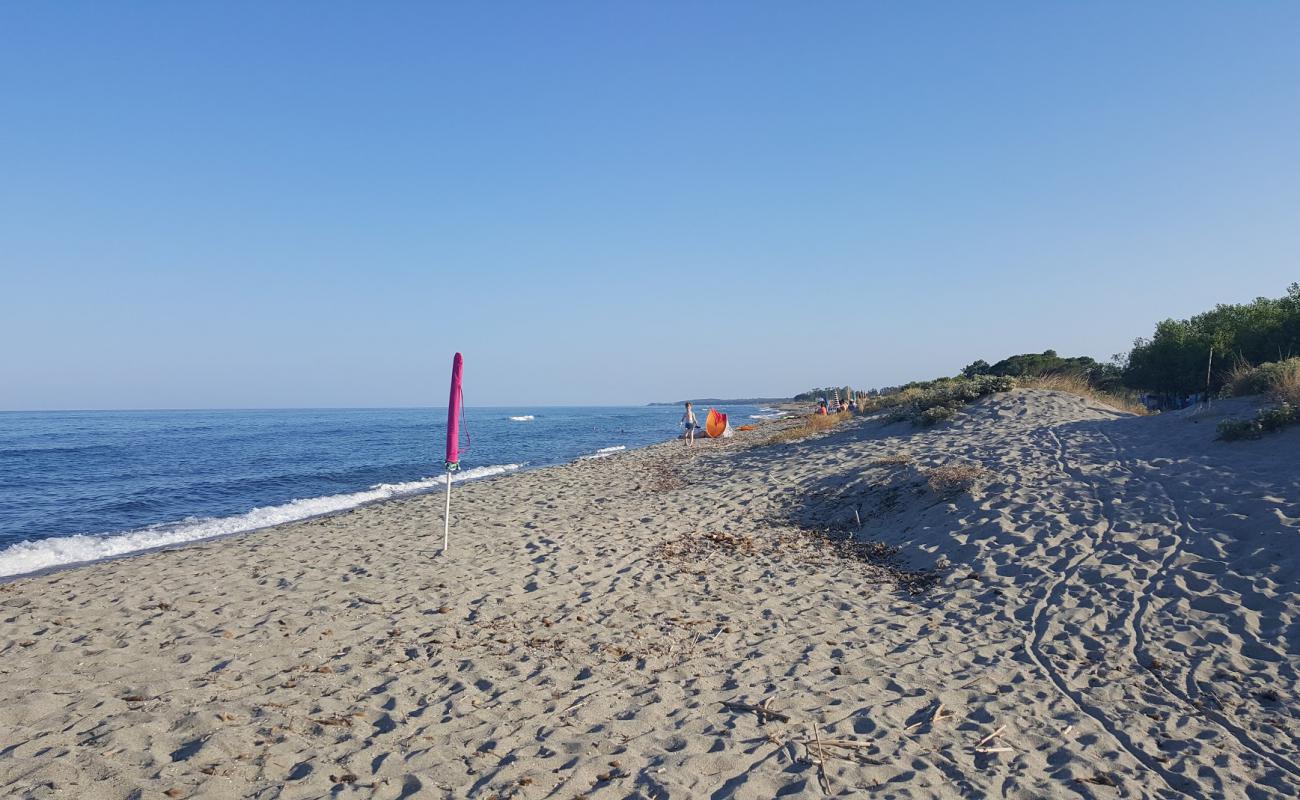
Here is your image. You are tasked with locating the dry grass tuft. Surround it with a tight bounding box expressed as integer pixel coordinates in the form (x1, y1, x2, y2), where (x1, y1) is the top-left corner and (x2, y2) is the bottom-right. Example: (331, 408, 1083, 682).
(1224, 360, 1265, 398)
(1270, 360, 1300, 407)
(765, 412, 854, 445)
(925, 463, 991, 495)
(640, 459, 686, 492)
(653, 531, 757, 560)
(1017, 373, 1148, 415)
(871, 453, 914, 466)
(652, 527, 941, 594)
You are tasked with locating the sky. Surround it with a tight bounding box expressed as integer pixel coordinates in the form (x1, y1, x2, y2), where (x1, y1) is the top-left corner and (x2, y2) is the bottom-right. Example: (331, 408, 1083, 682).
(2, 3, 1297, 409)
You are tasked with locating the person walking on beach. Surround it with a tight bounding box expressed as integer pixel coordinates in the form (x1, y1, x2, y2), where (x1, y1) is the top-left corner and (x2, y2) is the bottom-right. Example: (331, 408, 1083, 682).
(681, 402, 699, 446)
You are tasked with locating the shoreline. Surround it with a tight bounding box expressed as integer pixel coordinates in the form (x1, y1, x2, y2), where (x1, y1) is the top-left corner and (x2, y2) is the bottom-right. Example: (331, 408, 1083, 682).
(0, 417, 788, 585)
(0, 463, 517, 585)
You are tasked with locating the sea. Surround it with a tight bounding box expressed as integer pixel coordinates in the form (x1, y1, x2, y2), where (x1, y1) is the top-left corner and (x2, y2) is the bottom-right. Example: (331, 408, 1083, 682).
(0, 404, 782, 579)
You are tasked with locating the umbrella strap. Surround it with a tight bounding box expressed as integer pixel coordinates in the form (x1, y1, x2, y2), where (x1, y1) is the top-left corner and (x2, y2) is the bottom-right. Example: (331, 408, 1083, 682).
(457, 385, 471, 454)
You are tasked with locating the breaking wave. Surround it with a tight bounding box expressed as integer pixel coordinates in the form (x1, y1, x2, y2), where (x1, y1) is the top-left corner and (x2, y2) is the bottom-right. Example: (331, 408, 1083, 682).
(578, 444, 627, 460)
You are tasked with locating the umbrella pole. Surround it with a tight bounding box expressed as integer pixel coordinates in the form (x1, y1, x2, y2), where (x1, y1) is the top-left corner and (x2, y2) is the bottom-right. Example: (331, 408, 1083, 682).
(443, 470, 452, 554)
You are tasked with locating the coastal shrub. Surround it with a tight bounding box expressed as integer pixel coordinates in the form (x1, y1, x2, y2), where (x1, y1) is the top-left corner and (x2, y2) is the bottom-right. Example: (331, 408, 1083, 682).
(1216, 403, 1297, 441)
(1216, 418, 1261, 441)
(869, 386, 923, 411)
(883, 407, 909, 424)
(883, 374, 1014, 426)
(1223, 361, 1271, 397)
(919, 405, 955, 426)
(1259, 402, 1297, 432)
(1223, 358, 1300, 398)
(858, 375, 1012, 425)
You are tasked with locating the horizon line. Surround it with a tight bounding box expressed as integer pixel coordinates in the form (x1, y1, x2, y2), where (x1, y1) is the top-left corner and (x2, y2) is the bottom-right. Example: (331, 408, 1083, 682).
(0, 401, 792, 414)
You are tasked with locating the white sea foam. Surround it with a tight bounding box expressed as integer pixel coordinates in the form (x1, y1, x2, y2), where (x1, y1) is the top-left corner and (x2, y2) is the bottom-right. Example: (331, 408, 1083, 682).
(578, 445, 627, 460)
(0, 463, 522, 579)
(509, 415, 535, 421)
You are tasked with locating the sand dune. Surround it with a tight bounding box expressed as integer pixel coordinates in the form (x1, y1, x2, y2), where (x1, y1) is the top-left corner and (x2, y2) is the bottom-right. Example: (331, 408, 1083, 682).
(2, 389, 1298, 798)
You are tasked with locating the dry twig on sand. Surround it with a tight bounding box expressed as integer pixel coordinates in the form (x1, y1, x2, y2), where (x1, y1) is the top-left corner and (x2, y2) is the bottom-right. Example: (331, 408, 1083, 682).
(975, 724, 1006, 749)
(811, 722, 831, 794)
(805, 736, 888, 767)
(907, 701, 952, 730)
(721, 698, 790, 724)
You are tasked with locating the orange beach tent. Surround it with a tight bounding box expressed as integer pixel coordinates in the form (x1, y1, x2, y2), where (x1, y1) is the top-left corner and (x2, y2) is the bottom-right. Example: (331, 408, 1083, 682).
(705, 408, 728, 438)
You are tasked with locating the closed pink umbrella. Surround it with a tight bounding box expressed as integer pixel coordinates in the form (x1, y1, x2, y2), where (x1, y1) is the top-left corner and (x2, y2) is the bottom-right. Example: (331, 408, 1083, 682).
(443, 353, 464, 553)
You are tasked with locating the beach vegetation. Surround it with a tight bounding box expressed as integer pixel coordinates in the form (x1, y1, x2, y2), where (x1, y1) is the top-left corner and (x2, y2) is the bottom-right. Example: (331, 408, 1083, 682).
(1215, 356, 1300, 441)
(1216, 402, 1297, 441)
(1216, 417, 1261, 441)
(867, 374, 1014, 426)
(1259, 402, 1297, 432)
(1273, 360, 1300, 407)
(1222, 357, 1300, 399)
(1122, 283, 1300, 395)
(918, 405, 956, 425)
(804, 286, 1300, 423)
(871, 452, 914, 466)
(1015, 372, 1148, 415)
(925, 462, 991, 494)
(963, 349, 1125, 392)
(855, 358, 1142, 422)
(765, 411, 854, 444)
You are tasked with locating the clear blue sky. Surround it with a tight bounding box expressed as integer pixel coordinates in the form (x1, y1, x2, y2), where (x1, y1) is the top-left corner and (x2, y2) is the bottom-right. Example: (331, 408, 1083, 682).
(2, 3, 1297, 409)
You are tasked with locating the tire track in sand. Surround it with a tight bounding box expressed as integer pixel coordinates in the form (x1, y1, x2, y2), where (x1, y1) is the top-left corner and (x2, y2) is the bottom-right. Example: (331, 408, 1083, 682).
(1098, 426, 1300, 783)
(1021, 423, 1189, 798)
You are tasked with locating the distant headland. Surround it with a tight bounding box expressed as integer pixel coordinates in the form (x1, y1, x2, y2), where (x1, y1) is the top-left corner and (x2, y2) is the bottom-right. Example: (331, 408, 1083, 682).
(647, 398, 792, 407)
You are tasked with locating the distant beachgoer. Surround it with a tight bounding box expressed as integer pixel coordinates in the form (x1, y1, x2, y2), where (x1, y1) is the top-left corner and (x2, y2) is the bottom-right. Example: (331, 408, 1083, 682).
(848, 398, 859, 413)
(681, 402, 699, 446)
(817, 399, 828, 415)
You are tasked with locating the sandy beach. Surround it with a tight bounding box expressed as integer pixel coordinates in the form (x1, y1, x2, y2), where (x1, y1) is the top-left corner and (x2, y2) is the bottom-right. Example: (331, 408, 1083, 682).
(3, 389, 1299, 799)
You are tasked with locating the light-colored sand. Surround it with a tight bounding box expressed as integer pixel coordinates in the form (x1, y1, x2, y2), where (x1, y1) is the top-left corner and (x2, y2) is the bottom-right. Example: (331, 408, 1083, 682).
(2, 389, 1298, 799)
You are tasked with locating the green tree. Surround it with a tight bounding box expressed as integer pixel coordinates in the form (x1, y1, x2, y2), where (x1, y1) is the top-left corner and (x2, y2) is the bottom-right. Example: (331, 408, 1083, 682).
(961, 360, 990, 378)
(1122, 286, 1300, 393)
